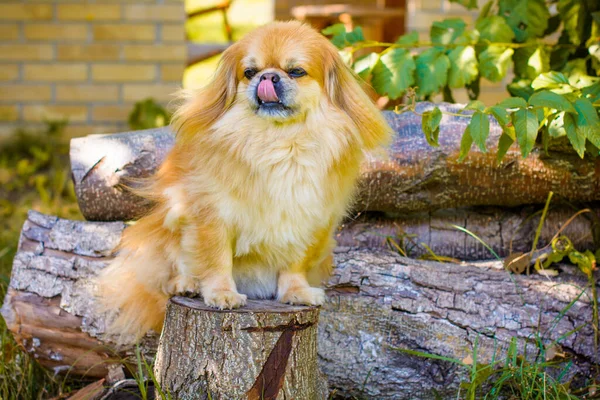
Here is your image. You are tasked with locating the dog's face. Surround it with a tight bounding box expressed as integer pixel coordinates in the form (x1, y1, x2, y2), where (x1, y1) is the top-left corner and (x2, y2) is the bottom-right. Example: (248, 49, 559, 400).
(174, 21, 390, 150)
(235, 24, 328, 122)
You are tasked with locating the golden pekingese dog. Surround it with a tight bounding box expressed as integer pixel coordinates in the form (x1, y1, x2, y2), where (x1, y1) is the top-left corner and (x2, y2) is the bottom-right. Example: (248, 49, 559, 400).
(97, 21, 391, 340)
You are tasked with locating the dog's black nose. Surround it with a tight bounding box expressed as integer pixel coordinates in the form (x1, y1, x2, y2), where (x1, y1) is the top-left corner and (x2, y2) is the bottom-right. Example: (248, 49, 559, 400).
(260, 73, 280, 83)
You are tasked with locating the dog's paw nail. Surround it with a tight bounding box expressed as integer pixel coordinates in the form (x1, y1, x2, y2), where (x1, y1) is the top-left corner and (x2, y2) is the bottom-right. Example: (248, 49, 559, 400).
(280, 287, 325, 306)
(205, 290, 247, 309)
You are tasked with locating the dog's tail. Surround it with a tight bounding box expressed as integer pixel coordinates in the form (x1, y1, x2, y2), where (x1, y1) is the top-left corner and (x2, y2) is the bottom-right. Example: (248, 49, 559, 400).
(95, 255, 168, 342)
(95, 212, 177, 342)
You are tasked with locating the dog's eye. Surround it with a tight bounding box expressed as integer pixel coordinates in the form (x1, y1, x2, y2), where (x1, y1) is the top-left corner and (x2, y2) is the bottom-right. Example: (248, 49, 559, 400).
(288, 68, 307, 78)
(244, 68, 258, 79)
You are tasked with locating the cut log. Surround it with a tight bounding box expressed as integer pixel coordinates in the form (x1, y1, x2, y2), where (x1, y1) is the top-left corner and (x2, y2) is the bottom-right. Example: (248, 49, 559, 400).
(154, 297, 328, 399)
(2, 212, 598, 399)
(338, 206, 599, 260)
(70, 103, 600, 221)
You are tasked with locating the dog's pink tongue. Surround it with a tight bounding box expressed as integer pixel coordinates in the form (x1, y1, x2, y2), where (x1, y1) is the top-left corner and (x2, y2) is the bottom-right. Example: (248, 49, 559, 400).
(257, 79, 279, 102)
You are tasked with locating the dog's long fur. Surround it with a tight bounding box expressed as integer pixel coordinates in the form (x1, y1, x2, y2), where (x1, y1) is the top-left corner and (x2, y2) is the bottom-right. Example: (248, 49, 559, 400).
(96, 21, 391, 340)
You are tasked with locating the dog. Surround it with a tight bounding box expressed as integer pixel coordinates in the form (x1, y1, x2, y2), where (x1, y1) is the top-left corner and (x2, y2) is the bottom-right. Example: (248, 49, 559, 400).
(96, 21, 391, 340)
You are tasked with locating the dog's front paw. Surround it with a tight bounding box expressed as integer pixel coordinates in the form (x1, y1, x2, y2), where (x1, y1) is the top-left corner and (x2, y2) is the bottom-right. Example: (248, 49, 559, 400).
(167, 275, 202, 295)
(279, 287, 325, 306)
(204, 290, 247, 309)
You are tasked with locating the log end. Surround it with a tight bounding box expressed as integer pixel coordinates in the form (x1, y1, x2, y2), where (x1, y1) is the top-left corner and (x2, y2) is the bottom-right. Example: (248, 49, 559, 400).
(155, 296, 328, 399)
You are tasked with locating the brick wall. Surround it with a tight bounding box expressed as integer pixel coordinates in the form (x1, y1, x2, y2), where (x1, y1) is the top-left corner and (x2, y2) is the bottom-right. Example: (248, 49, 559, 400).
(408, 0, 510, 105)
(0, 0, 186, 139)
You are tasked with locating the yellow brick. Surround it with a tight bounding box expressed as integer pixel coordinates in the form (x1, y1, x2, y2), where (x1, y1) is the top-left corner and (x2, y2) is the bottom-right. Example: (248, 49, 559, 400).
(124, 5, 183, 22)
(63, 123, 124, 138)
(160, 64, 184, 81)
(0, 25, 20, 40)
(124, 44, 186, 61)
(23, 105, 88, 122)
(24, 64, 88, 82)
(92, 64, 156, 82)
(0, 105, 19, 122)
(162, 24, 185, 41)
(0, 4, 53, 21)
(0, 85, 52, 102)
(92, 105, 131, 122)
(56, 84, 120, 102)
(57, 44, 121, 61)
(407, 11, 472, 31)
(0, 44, 53, 61)
(416, 0, 443, 11)
(24, 23, 88, 41)
(93, 23, 155, 41)
(57, 4, 121, 21)
(123, 83, 178, 102)
(0, 65, 20, 81)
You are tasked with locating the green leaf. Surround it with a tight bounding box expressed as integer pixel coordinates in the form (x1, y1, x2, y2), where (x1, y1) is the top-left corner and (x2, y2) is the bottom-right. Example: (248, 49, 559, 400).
(582, 80, 600, 103)
(528, 90, 577, 113)
(476, 1, 494, 25)
(449, 0, 478, 10)
(531, 72, 570, 90)
(322, 24, 348, 48)
(497, 133, 515, 162)
(498, 0, 550, 42)
(415, 48, 450, 96)
(458, 125, 474, 162)
(469, 111, 490, 151)
(548, 112, 567, 138)
(476, 15, 515, 43)
(550, 31, 577, 71)
(513, 108, 539, 157)
(585, 125, 600, 149)
(353, 53, 379, 80)
(371, 49, 416, 100)
(345, 26, 364, 44)
(489, 105, 516, 139)
(448, 45, 478, 88)
(507, 78, 534, 100)
(573, 97, 600, 127)
(478, 45, 514, 82)
(513, 46, 549, 80)
(321, 24, 346, 36)
(563, 112, 586, 158)
(322, 24, 364, 48)
(431, 18, 467, 46)
(558, 0, 586, 46)
(464, 100, 486, 111)
(496, 97, 528, 109)
(396, 31, 419, 45)
(422, 107, 443, 147)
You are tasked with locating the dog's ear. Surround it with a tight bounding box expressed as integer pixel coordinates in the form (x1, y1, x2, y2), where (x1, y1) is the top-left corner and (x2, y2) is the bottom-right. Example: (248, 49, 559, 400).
(172, 43, 241, 142)
(324, 45, 392, 150)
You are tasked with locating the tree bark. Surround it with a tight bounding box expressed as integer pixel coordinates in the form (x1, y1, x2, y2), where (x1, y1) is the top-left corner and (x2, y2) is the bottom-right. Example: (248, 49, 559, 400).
(2, 212, 598, 399)
(154, 297, 328, 400)
(70, 103, 600, 221)
(338, 206, 599, 260)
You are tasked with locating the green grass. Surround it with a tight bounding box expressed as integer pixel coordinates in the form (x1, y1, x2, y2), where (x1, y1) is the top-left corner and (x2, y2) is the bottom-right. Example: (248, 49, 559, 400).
(0, 121, 83, 399)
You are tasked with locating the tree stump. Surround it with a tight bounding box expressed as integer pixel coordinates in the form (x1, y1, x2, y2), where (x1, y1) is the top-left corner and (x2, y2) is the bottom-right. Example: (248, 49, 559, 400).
(154, 296, 328, 400)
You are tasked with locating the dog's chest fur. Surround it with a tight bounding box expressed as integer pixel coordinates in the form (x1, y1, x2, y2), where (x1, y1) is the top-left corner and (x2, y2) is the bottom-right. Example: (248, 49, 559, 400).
(217, 136, 334, 262)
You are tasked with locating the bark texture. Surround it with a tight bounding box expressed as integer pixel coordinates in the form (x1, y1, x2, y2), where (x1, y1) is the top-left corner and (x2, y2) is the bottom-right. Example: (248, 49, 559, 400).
(338, 206, 599, 260)
(154, 297, 328, 400)
(0, 211, 157, 378)
(70, 103, 600, 221)
(2, 212, 598, 399)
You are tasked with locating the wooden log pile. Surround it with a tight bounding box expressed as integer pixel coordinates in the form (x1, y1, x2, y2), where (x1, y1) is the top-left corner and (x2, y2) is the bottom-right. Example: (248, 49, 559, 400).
(70, 103, 600, 220)
(1, 211, 598, 399)
(2, 102, 599, 398)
